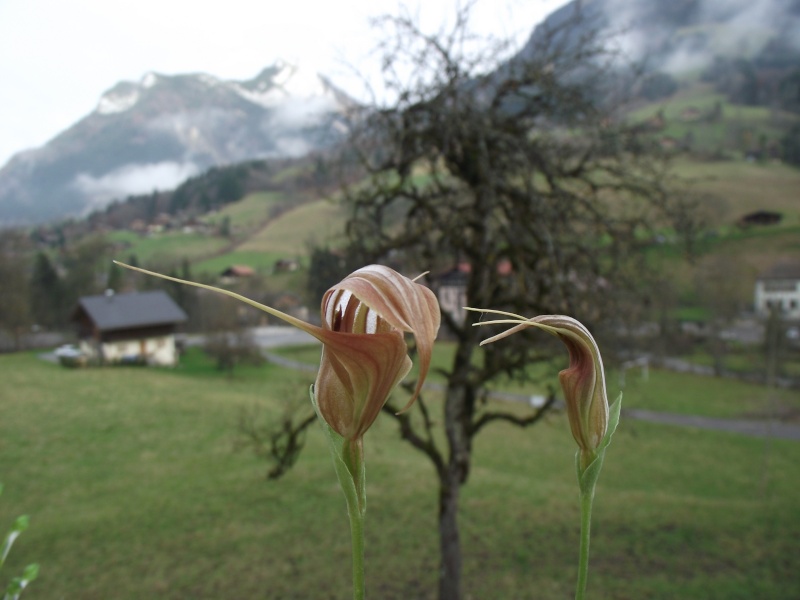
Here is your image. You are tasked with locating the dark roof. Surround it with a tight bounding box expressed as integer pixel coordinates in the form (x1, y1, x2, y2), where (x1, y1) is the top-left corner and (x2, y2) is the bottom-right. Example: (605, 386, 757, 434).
(758, 263, 800, 281)
(76, 290, 188, 331)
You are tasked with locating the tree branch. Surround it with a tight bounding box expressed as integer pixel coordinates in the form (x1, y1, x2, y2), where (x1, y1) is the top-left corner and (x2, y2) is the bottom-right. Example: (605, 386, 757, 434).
(469, 389, 557, 437)
(236, 407, 317, 480)
(382, 391, 446, 480)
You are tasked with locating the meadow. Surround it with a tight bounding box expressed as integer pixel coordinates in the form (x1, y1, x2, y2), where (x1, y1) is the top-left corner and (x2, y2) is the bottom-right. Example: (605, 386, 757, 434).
(1, 350, 798, 599)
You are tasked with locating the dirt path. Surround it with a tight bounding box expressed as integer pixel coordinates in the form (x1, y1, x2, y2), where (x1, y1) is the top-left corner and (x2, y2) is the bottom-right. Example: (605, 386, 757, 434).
(622, 408, 800, 441)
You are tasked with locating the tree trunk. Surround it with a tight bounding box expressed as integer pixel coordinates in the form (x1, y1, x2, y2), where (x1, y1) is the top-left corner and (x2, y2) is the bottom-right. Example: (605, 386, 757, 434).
(438, 468, 463, 600)
(437, 369, 474, 600)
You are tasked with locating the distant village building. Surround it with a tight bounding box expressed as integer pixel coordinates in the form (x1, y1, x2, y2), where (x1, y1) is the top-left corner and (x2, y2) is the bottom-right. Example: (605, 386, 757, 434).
(679, 106, 702, 121)
(129, 219, 147, 233)
(738, 210, 782, 227)
(436, 260, 513, 327)
(437, 264, 471, 327)
(659, 136, 679, 150)
(754, 264, 800, 320)
(220, 265, 255, 284)
(72, 290, 188, 366)
(274, 258, 299, 273)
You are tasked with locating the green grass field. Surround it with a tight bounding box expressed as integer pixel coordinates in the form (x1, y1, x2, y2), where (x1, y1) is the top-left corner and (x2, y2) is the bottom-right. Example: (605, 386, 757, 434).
(629, 82, 798, 156)
(201, 191, 289, 237)
(187, 197, 346, 277)
(1, 350, 798, 599)
(191, 250, 290, 275)
(236, 198, 347, 255)
(673, 159, 800, 224)
(109, 230, 229, 267)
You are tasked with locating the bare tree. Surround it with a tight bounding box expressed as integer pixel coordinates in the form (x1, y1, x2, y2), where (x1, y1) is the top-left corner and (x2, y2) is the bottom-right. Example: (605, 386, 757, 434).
(329, 5, 698, 599)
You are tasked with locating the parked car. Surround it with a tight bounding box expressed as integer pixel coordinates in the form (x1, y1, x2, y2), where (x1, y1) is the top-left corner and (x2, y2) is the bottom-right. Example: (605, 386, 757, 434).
(54, 344, 81, 358)
(54, 344, 87, 367)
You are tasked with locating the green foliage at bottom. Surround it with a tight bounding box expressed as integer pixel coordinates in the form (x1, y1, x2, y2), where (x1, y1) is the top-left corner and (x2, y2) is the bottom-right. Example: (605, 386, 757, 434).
(2, 482, 40, 599)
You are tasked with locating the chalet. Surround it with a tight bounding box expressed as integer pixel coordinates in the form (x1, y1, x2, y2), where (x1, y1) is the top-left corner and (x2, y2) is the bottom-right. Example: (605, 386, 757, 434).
(220, 265, 255, 284)
(72, 290, 188, 366)
(754, 264, 800, 320)
(437, 264, 470, 326)
(436, 260, 513, 327)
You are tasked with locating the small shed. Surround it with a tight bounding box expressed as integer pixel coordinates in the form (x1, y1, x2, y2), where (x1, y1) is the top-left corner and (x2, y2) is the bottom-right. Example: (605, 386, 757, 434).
(220, 265, 255, 284)
(739, 211, 782, 227)
(72, 290, 188, 366)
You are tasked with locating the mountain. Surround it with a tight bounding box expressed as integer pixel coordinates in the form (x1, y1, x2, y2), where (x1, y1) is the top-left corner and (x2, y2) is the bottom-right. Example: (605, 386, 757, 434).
(0, 62, 355, 226)
(4, 0, 798, 227)
(520, 0, 800, 73)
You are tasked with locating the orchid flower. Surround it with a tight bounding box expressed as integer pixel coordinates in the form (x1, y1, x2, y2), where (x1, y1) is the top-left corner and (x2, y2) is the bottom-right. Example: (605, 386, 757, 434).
(466, 308, 621, 600)
(470, 311, 610, 468)
(114, 261, 441, 600)
(114, 262, 440, 441)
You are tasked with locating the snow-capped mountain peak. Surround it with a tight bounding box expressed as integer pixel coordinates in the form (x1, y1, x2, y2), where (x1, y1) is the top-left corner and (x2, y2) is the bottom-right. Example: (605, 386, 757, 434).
(229, 61, 338, 111)
(96, 82, 142, 115)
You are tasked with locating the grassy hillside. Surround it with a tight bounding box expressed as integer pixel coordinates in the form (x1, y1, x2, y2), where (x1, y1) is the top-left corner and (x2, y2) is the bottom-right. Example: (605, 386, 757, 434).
(630, 82, 797, 157)
(234, 198, 347, 256)
(674, 159, 800, 224)
(201, 191, 288, 236)
(108, 230, 229, 266)
(1, 351, 798, 599)
(99, 79, 799, 317)
(191, 197, 347, 275)
(618, 79, 800, 313)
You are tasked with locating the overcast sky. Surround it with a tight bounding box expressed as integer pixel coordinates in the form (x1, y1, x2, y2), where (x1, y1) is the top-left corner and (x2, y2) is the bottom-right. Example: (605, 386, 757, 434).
(0, 0, 563, 168)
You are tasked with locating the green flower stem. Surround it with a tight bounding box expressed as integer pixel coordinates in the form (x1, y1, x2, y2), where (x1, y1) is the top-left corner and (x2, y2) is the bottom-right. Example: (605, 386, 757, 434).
(575, 482, 596, 600)
(339, 438, 366, 600)
(344, 477, 366, 600)
(573, 393, 622, 600)
(310, 387, 368, 600)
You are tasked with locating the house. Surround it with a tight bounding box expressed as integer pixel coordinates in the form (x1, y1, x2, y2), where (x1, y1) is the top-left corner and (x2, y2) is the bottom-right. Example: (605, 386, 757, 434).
(436, 260, 513, 327)
(274, 258, 299, 273)
(72, 290, 188, 366)
(220, 265, 255, 284)
(754, 264, 800, 320)
(437, 264, 471, 326)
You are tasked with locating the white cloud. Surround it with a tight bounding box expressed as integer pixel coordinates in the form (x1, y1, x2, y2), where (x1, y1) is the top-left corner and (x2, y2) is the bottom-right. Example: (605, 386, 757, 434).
(71, 161, 200, 212)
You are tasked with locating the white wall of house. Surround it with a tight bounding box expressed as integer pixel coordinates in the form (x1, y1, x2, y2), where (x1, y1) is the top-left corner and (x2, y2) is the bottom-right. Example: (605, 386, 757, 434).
(754, 279, 800, 319)
(439, 284, 466, 325)
(79, 335, 179, 366)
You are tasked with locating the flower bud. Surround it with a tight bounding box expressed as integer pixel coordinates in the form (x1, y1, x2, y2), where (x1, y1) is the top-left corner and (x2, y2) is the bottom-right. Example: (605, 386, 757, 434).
(476, 312, 609, 461)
